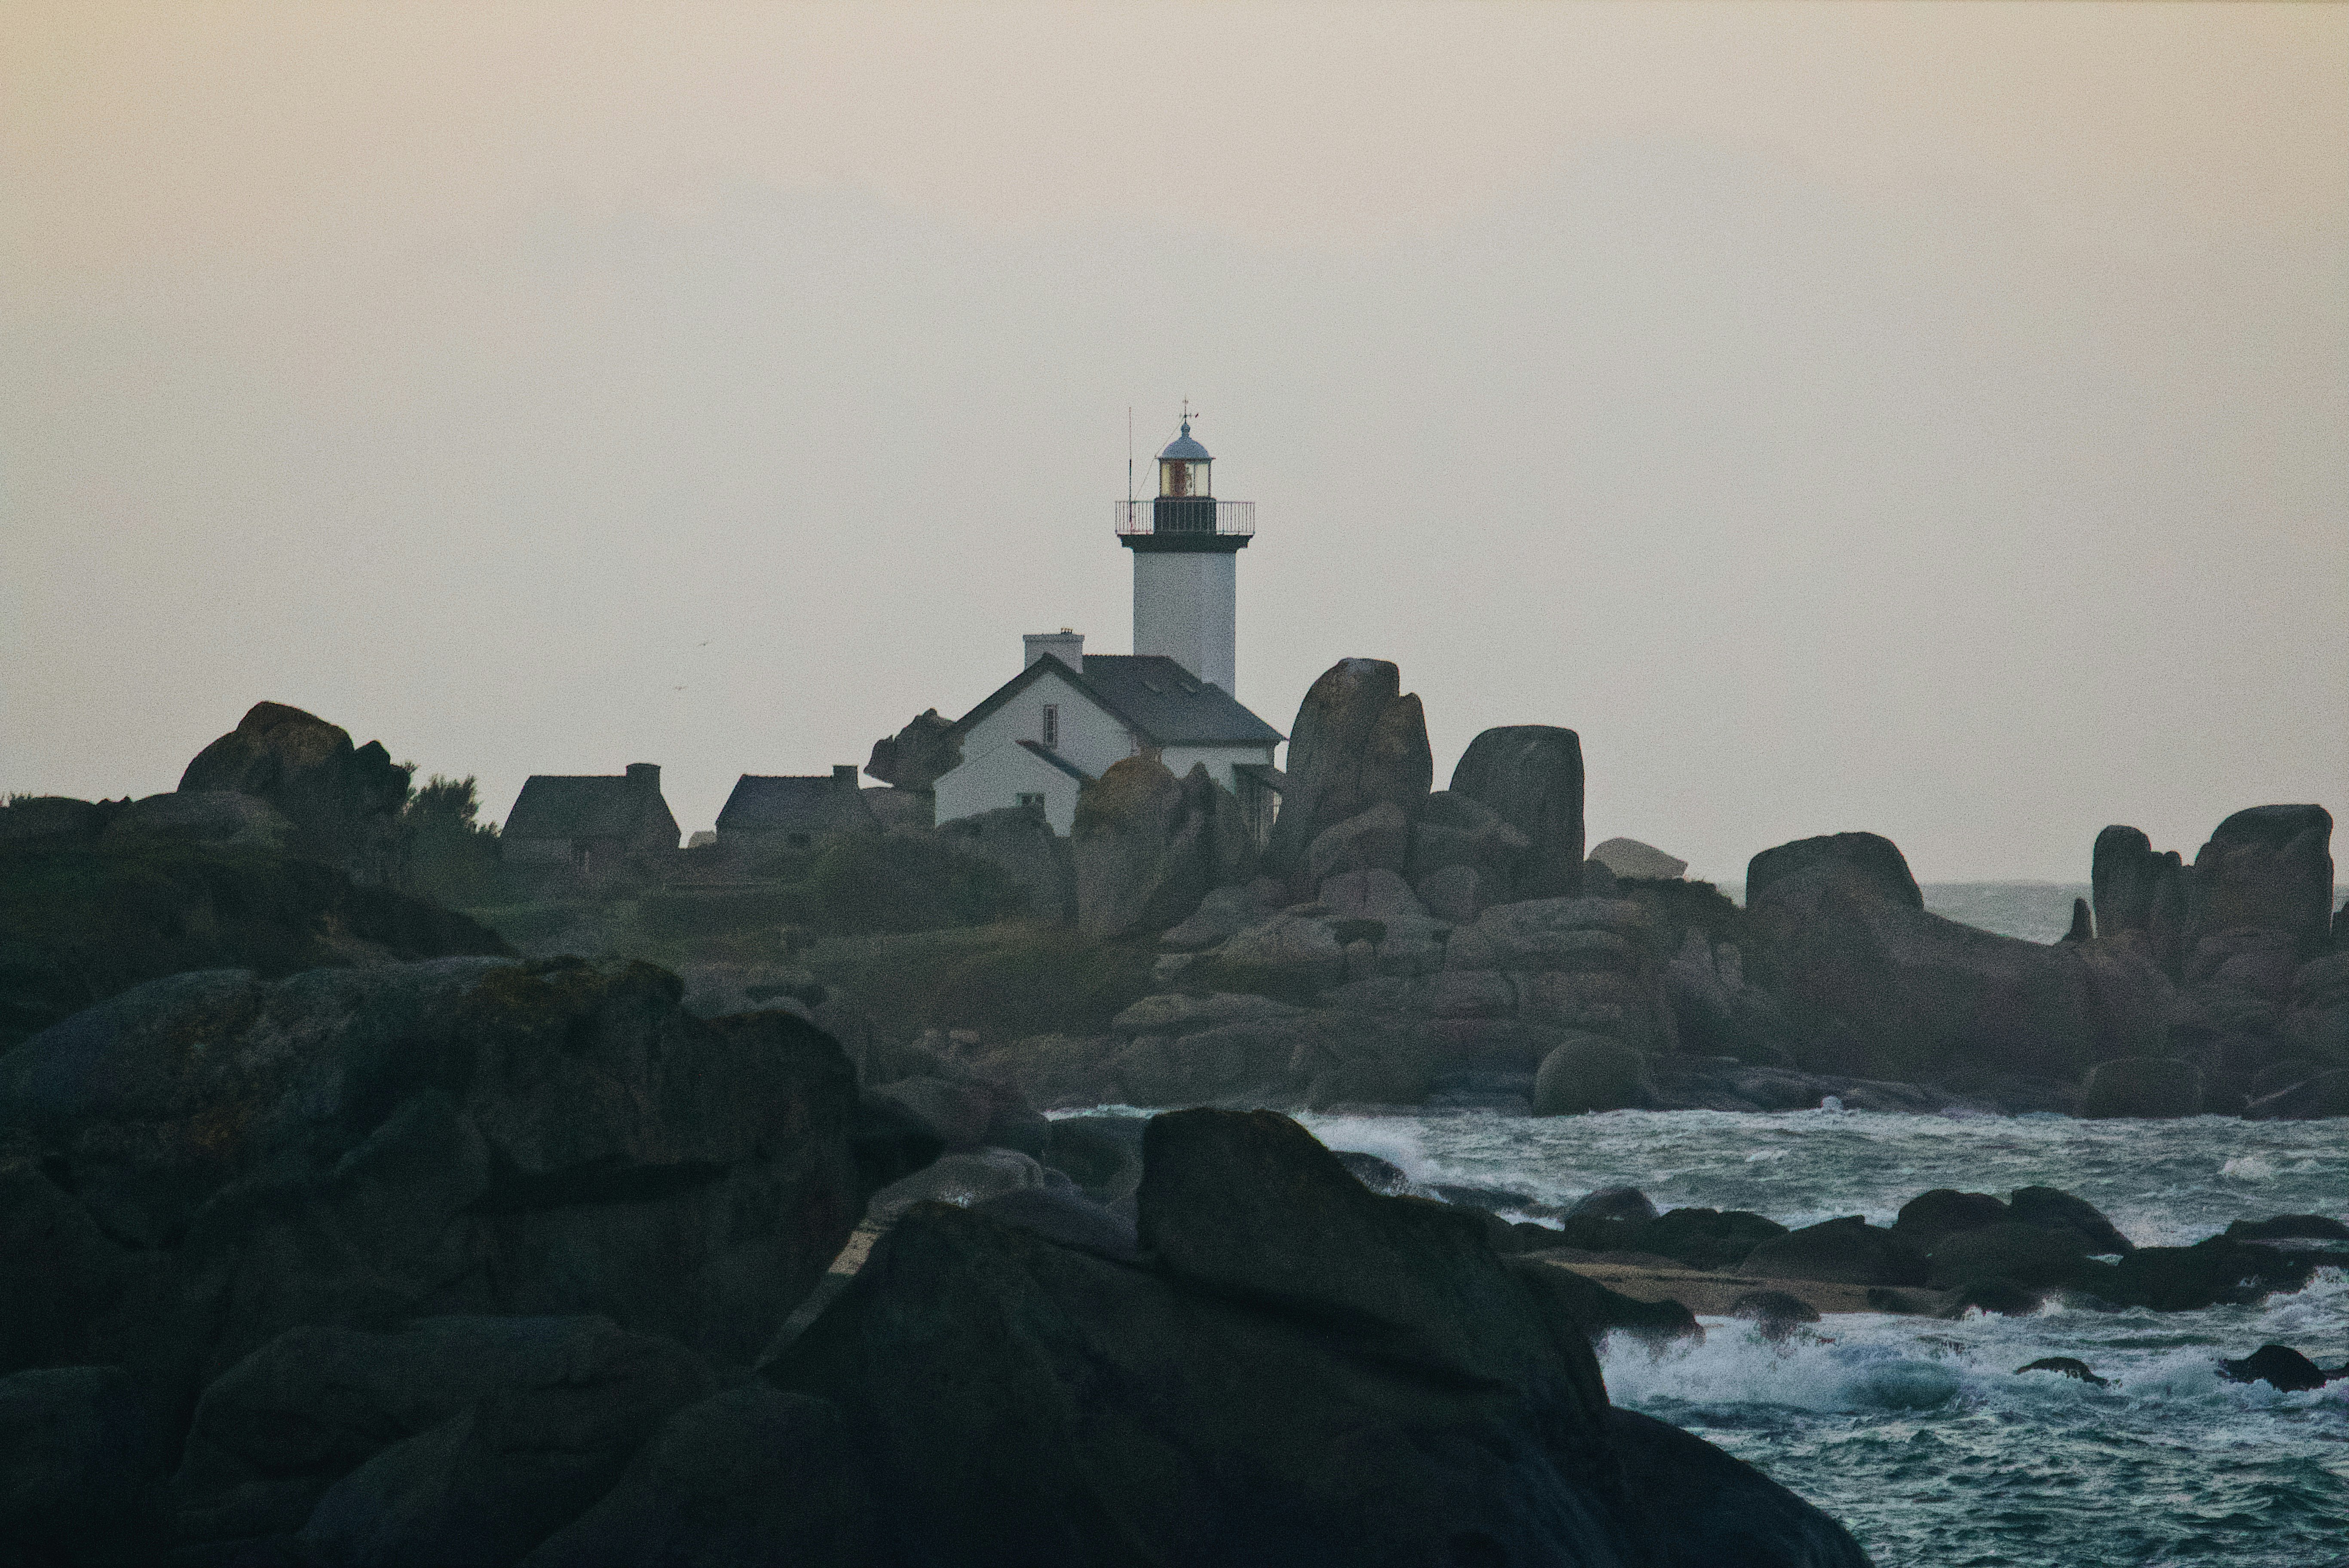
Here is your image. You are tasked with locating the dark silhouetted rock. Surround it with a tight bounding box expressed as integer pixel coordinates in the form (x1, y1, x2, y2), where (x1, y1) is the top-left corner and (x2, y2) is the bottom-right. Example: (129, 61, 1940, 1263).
(1610, 1207, 1790, 1272)
(1730, 1290, 1822, 1341)
(2092, 826, 2184, 968)
(2015, 1357, 2107, 1386)
(1406, 791, 1531, 897)
(937, 805, 1075, 922)
(1565, 1186, 1659, 1224)
(866, 1074, 1047, 1158)
(0, 1365, 165, 1567)
(174, 1316, 709, 1550)
(865, 1148, 1059, 1224)
(517, 1385, 874, 1568)
(0, 795, 115, 845)
(1038, 1115, 1145, 1203)
(2061, 897, 2092, 943)
(1533, 1034, 1651, 1115)
(1746, 831, 1922, 910)
(1891, 1190, 2009, 1250)
(863, 708, 961, 793)
(2243, 1068, 2349, 1121)
(2223, 1214, 2349, 1242)
(1925, 1222, 2092, 1289)
(2093, 1237, 2318, 1311)
(1741, 1217, 1929, 1287)
(2008, 1186, 2134, 1254)
(2079, 1056, 2203, 1119)
(1265, 659, 1432, 883)
(1743, 831, 2172, 1085)
(178, 702, 411, 882)
(294, 1322, 711, 1568)
(99, 791, 295, 855)
(0, 840, 511, 1053)
(1939, 1280, 2046, 1317)
(2218, 1344, 2330, 1392)
(968, 1185, 1142, 1264)
(0, 959, 879, 1423)
(1305, 802, 1411, 882)
(1606, 1408, 1871, 1568)
(1450, 726, 1586, 899)
(2185, 805, 2335, 956)
(1073, 760, 1252, 939)
(771, 1108, 1859, 1567)
(1589, 837, 1687, 882)
(1509, 1259, 1701, 1346)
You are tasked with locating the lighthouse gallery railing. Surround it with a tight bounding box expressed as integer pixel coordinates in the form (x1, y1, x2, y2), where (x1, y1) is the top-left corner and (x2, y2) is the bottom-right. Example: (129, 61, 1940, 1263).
(1114, 499, 1256, 538)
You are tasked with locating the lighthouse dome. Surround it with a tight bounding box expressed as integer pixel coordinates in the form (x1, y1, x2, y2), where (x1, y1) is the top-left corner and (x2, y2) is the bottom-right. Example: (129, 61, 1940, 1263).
(1158, 421, 1211, 462)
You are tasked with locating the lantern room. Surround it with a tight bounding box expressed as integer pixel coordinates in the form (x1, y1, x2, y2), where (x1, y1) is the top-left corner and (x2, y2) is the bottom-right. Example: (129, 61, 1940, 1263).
(1158, 422, 1212, 498)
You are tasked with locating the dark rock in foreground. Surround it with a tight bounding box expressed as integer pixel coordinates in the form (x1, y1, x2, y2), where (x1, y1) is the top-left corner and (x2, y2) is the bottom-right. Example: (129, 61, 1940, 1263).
(2014, 1357, 2107, 1387)
(2218, 1344, 2333, 1393)
(0, 957, 900, 1429)
(770, 1108, 1869, 1567)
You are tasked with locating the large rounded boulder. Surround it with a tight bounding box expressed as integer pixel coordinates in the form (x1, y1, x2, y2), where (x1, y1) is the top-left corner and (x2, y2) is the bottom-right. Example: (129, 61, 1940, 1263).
(1449, 726, 1586, 900)
(178, 701, 412, 882)
(1264, 660, 1433, 885)
(2079, 1056, 2204, 1119)
(1533, 1032, 1651, 1115)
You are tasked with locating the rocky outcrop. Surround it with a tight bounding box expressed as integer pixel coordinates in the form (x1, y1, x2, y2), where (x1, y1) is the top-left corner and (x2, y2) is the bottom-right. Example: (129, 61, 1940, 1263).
(0, 838, 512, 1052)
(99, 790, 296, 855)
(1747, 831, 1922, 910)
(1450, 726, 1585, 899)
(2185, 805, 2335, 957)
(178, 701, 412, 882)
(862, 707, 961, 793)
(1533, 1033, 1651, 1114)
(1071, 758, 1252, 939)
(936, 804, 1075, 922)
(1263, 659, 1433, 887)
(2078, 1056, 2203, 1118)
(0, 958, 907, 1428)
(2092, 824, 2185, 971)
(1589, 836, 1685, 882)
(767, 1108, 1868, 1568)
(0, 1364, 166, 1564)
(1406, 792, 1530, 917)
(1743, 830, 2173, 1087)
(2162, 805, 2343, 1108)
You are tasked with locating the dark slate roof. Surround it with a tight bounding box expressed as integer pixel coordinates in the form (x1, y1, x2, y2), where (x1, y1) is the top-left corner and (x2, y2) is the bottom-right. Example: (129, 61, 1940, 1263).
(1016, 740, 1093, 782)
(505, 775, 672, 841)
(950, 655, 1283, 748)
(715, 776, 874, 835)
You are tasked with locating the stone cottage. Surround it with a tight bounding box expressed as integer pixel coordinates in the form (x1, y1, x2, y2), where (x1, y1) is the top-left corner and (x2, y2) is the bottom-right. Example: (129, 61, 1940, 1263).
(502, 763, 680, 876)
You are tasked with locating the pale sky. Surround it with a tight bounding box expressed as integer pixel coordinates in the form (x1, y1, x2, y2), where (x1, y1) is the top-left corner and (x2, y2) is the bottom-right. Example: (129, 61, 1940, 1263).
(5, 2, 2344, 882)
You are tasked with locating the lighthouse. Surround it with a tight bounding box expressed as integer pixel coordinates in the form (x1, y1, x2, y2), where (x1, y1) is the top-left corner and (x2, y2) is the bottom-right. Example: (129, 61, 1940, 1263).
(1116, 414, 1255, 697)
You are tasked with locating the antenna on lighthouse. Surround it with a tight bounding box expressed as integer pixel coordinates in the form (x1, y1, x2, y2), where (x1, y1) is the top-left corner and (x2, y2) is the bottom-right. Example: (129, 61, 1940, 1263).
(1126, 406, 1134, 505)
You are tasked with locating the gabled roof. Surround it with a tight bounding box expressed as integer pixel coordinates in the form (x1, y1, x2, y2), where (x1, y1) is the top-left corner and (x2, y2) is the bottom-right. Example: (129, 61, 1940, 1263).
(506, 775, 673, 841)
(950, 654, 1284, 749)
(1016, 740, 1093, 782)
(716, 775, 875, 835)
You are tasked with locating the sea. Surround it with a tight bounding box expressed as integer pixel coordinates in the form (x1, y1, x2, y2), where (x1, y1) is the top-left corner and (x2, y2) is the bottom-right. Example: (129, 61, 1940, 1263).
(1300, 1107, 2347, 1568)
(1103, 884, 2349, 1565)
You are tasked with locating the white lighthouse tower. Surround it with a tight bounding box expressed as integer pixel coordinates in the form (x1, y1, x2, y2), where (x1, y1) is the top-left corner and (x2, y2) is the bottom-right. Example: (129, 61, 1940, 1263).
(1116, 414, 1255, 696)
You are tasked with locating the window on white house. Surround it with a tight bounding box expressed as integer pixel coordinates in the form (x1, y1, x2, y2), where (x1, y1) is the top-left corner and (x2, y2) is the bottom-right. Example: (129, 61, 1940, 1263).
(1015, 793, 1045, 811)
(1041, 704, 1059, 748)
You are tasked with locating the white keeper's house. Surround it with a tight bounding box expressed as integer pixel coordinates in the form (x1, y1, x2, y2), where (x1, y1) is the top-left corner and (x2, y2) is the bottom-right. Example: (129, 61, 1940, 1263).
(930, 416, 1286, 838)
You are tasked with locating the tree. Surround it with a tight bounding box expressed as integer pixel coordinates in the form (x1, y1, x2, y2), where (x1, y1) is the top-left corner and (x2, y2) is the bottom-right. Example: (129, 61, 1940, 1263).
(398, 770, 501, 906)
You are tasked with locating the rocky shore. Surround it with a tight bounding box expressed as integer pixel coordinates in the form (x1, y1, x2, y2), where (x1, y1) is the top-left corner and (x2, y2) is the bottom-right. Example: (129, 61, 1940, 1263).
(894, 658, 2347, 1125)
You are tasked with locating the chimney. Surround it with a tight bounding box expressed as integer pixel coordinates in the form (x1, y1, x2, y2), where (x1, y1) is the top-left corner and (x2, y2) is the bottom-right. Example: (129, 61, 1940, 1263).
(625, 763, 660, 794)
(1023, 629, 1084, 674)
(832, 764, 858, 790)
